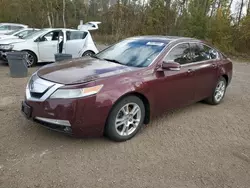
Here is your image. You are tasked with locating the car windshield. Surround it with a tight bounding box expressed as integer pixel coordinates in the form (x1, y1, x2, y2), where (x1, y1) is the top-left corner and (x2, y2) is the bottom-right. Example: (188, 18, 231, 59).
(22, 29, 46, 39)
(5, 29, 20, 35)
(95, 39, 167, 67)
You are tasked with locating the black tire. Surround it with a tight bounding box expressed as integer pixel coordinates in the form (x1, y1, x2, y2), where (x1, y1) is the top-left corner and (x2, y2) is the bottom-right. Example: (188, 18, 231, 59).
(22, 50, 37, 67)
(205, 77, 227, 105)
(82, 51, 95, 57)
(105, 95, 145, 142)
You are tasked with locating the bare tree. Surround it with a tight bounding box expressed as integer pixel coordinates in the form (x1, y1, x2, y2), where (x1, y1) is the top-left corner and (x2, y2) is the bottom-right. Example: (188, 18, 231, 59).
(45, 0, 52, 27)
(247, 0, 250, 16)
(62, 0, 66, 28)
(228, 0, 233, 11)
(237, 0, 244, 25)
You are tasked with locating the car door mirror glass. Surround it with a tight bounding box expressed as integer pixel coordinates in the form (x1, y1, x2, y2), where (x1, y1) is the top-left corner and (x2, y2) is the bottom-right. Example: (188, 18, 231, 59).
(162, 61, 181, 71)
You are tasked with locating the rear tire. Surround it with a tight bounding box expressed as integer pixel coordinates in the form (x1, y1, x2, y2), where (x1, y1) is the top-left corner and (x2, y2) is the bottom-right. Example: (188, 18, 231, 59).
(205, 77, 227, 105)
(105, 96, 145, 142)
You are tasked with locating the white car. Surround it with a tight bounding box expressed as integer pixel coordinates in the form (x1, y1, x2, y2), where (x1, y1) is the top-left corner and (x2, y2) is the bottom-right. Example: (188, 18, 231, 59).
(0, 23, 28, 35)
(0, 28, 39, 40)
(0, 28, 99, 67)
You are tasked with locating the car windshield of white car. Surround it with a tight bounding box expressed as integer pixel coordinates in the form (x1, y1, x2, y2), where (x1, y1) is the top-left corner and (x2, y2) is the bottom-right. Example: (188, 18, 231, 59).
(95, 39, 168, 67)
(22, 29, 46, 39)
(5, 29, 20, 35)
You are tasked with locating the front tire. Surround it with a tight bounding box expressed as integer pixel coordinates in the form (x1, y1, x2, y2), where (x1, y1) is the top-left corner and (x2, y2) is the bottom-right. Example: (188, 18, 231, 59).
(23, 51, 37, 67)
(205, 77, 227, 105)
(105, 96, 145, 142)
(82, 51, 95, 57)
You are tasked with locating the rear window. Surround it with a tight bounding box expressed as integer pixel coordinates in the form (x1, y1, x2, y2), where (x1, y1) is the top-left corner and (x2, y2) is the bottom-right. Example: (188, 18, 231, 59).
(66, 31, 88, 40)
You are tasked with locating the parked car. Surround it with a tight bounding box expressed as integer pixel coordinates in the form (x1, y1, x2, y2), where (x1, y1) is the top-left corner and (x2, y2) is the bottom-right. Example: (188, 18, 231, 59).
(0, 23, 28, 35)
(0, 28, 39, 40)
(0, 28, 98, 67)
(21, 36, 233, 141)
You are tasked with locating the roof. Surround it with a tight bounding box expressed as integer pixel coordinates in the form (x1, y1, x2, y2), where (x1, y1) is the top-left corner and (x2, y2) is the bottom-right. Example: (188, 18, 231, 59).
(42, 28, 81, 32)
(0, 23, 28, 26)
(127, 35, 198, 43)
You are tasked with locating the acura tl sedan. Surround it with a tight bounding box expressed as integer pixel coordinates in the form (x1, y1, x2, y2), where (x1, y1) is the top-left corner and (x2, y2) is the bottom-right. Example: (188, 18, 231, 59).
(21, 36, 233, 142)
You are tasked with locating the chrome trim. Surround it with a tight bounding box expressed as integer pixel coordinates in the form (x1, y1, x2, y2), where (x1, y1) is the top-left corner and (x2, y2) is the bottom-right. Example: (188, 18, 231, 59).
(169, 67, 180, 71)
(26, 73, 64, 102)
(35, 117, 71, 127)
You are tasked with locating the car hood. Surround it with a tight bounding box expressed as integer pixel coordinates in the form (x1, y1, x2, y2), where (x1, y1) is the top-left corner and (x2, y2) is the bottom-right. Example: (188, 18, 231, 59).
(37, 57, 138, 85)
(0, 38, 25, 44)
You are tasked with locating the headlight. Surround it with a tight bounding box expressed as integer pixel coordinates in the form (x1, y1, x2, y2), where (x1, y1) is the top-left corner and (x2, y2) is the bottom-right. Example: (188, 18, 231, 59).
(50, 85, 103, 99)
(0, 44, 14, 50)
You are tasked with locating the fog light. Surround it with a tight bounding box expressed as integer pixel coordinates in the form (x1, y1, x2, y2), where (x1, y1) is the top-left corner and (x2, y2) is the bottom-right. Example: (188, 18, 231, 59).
(35, 117, 71, 127)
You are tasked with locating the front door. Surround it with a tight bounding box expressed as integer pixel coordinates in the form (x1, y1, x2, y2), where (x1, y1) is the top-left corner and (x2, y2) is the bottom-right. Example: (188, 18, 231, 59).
(38, 30, 61, 62)
(189, 43, 219, 101)
(64, 31, 88, 58)
(153, 43, 196, 114)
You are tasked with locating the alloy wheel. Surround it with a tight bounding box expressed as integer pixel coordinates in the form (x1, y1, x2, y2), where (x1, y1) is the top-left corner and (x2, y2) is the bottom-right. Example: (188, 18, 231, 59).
(115, 103, 142, 136)
(25, 53, 34, 67)
(214, 80, 226, 102)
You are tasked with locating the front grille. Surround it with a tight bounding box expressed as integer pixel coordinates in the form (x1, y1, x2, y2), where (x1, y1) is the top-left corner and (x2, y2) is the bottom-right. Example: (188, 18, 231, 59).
(26, 74, 63, 102)
(34, 119, 72, 134)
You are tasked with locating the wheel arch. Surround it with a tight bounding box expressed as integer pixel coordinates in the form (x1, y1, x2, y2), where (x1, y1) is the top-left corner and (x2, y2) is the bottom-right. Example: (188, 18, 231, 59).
(108, 92, 151, 125)
(221, 74, 229, 86)
(21, 49, 38, 59)
(82, 50, 95, 57)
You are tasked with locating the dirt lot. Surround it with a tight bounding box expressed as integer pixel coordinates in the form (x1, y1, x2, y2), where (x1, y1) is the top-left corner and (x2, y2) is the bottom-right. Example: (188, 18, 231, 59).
(0, 56, 250, 188)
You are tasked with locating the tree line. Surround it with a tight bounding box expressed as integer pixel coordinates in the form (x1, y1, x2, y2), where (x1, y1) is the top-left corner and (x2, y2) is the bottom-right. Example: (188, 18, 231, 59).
(0, 0, 250, 56)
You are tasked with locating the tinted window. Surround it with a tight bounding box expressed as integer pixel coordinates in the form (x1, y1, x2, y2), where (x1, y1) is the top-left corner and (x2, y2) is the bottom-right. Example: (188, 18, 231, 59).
(66, 31, 88, 40)
(164, 43, 192, 65)
(96, 39, 167, 67)
(190, 43, 219, 62)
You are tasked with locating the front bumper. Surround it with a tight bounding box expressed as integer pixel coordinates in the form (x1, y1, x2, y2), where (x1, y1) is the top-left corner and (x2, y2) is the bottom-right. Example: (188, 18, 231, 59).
(22, 95, 111, 137)
(22, 75, 112, 137)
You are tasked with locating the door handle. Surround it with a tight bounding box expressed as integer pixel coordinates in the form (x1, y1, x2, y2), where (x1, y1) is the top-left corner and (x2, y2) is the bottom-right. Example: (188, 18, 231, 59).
(187, 69, 194, 74)
(212, 63, 218, 68)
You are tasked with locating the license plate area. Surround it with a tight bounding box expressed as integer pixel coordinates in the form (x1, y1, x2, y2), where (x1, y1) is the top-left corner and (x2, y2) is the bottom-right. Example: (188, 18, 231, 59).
(21, 101, 32, 118)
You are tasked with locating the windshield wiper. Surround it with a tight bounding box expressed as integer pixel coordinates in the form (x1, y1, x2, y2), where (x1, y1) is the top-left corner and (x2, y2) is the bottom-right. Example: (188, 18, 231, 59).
(103, 58, 124, 65)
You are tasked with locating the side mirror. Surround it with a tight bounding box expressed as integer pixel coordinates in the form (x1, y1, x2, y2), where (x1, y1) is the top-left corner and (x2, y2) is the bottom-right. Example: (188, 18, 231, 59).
(161, 61, 181, 71)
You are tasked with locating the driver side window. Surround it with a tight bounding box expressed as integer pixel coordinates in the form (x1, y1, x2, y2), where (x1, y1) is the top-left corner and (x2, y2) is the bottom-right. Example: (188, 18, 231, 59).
(164, 43, 192, 65)
(40, 31, 60, 42)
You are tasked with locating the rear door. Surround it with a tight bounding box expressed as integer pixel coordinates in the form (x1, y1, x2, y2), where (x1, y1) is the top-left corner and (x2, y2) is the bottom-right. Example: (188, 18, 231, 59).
(64, 31, 88, 58)
(189, 43, 219, 101)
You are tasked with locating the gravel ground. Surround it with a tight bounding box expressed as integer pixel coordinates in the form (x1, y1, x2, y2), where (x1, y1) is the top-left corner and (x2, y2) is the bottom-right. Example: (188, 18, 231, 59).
(0, 54, 250, 188)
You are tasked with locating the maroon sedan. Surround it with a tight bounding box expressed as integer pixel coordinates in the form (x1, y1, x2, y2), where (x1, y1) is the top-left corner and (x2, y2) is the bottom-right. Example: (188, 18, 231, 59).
(21, 36, 233, 141)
